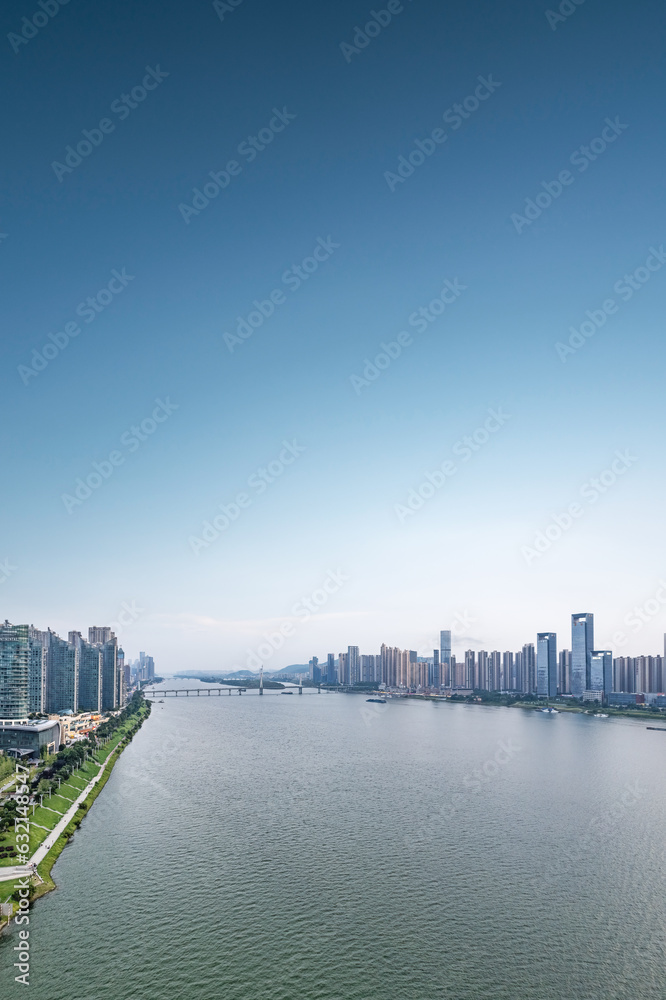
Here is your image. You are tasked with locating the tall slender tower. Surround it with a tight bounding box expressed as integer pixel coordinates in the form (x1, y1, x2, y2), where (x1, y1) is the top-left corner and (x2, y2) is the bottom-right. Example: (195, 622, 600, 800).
(537, 633, 557, 699)
(440, 630, 452, 687)
(571, 613, 594, 698)
(259, 666, 264, 695)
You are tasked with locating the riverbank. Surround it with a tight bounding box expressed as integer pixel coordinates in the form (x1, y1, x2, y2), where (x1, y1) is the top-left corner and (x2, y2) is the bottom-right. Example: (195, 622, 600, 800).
(402, 691, 666, 721)
(0, 699, 151, 933)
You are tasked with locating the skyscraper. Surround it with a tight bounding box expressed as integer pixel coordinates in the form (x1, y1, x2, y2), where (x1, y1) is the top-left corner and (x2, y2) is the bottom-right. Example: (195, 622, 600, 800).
(88, 626, 112, 644)
(28, 626, 46, 714)
(347, 646, 360, 686)
(432, 649, 440, 689)
(45, 629, 78, 714)
(502, 651, 514, 691)
(522, 643, 536, 695)
(326, 653, 336, 685)
(590, 650, 613, 700)
(571, 613, 594, 698)
(536, 633, 558, 699)
(440, 630, 452, 686)
(0, 621, 30, 719)
(558, 649, 571, 695)
(464, 650, 475, 690)
(71, 633, 103, 713)
(100, 633, 118, 711)
(489, 651, 501, 691)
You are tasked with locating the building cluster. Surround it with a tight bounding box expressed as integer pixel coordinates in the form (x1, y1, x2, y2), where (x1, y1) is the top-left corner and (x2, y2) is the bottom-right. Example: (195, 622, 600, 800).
(309, 613, 666, 706)
(0, 621, 146, 720)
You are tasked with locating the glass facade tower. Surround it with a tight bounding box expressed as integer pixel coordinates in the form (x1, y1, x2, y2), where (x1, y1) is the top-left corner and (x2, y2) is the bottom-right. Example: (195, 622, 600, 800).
(537, 633, 558, 698)
(571, 613, 594, 698)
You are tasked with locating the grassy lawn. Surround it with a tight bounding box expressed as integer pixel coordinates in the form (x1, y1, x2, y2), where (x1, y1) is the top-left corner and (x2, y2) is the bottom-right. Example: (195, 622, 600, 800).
(0, 700, 152, 918)
(0, 757, 105, 869)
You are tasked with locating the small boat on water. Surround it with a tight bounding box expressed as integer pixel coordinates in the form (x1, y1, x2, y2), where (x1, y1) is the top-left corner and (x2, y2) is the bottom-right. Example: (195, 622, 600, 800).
(594, 713, 609, 718)
(281, 691, 294, 695)
(541, 707, 559, 713)
(366, 698, 387, 704)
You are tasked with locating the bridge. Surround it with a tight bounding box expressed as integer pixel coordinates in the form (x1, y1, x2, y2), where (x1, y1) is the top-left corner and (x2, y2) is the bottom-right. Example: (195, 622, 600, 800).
(144, 687, 247, 697)
(144, 684, 318, 698)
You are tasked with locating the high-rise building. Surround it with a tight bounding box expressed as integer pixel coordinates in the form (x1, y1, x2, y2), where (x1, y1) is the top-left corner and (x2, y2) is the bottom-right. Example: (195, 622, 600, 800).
(71, 633, 103, 713)
(502, 651, 514, 691)
(537, 633, 558, 698)
(513, 650, 525, 693)
(326, 653, 336, 685)
(571, 613, 594, 698)
(28, 626, 46, 714)
(558, 649, 571, 695)
(589, 650, 613, 699)
(440, 630, 452, 686)
(0, 621, 30, 719)
(117, 647, 126, 706)
(489, 651, 501, 691)
(45, 629, 78, 714)
(309, 656, 321, 684)
(100, 633, 118, 711)
(347, 646, 360, 686)
(88, 626, 112, 645)
(338, 652, 349, 686)
(477, 650, 489, 690)
(432, 649, 440, 689)
(522, 643, 536, 694)
(464, 650, 476, 690)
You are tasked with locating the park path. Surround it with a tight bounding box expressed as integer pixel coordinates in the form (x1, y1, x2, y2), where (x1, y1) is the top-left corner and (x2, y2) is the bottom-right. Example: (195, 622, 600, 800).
(1, 747, 117, 881)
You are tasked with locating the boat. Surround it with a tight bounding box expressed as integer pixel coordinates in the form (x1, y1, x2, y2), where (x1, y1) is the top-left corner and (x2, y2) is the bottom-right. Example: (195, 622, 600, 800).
(366, 698, 387, 704)
(540, 707, 559, 713)
(646, 727, 666, 731)
(594, 713, 609, 718)
(281, 691, 294, 695)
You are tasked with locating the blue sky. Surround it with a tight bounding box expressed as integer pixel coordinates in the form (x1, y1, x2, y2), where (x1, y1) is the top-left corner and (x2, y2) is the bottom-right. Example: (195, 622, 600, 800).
(1, 0, 665, 671)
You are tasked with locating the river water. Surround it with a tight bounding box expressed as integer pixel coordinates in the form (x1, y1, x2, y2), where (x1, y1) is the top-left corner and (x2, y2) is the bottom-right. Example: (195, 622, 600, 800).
(1, 686, 665, 999)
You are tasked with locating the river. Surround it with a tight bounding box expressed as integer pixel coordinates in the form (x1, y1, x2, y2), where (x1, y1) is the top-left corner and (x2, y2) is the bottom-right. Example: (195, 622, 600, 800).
(2, 686, 665, 999)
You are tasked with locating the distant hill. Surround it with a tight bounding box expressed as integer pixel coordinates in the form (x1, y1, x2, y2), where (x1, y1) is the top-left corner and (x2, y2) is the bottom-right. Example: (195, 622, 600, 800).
(270, 665, 309, 677)
(175, 670, 258, 679)
(173, 670, 283, 689)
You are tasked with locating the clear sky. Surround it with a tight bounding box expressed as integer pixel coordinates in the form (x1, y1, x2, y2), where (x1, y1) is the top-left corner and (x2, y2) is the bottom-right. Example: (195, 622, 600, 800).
(2, 0, 665, 671)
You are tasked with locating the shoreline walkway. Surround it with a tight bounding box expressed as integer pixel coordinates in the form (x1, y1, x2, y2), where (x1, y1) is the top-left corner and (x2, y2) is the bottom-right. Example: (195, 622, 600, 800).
(1, 747, 118, 882)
